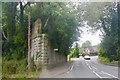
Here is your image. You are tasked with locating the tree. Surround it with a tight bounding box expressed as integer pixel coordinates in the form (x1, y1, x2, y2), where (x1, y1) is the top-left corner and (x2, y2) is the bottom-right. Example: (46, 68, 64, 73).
(30, 2, 79, 55)
(2, 2, 79, 58)
(69, 43, 80, 58)
(81, 40, 91, 48)
(2, 2, 18, 55)
(2, 2, 80, 77)
(76, 2, 119, 61)
(75, 42, 80, 58)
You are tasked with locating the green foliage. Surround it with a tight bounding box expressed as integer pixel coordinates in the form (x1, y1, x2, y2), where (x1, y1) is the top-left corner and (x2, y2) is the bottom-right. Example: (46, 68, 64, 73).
(98, 46, 103, 56)
(36, 61, 42, 71)
(2, 59, 27, 78)
(29, 57, 37, 72)
(2, 58, 40, 78)
(77, 2, 112, 31)
(2, 2, 28, 59)
(2, 2, 78, 78)
(2, 2, 79, 58)
(69, 48, 75, 58)
(98, 56, 110, 64)
(30, 3, 79, 55)
(74, 43, 80, 57)
(117, 47, 120, 61)
(96, 3, 119, 62)
(78, 2, 119, 61)
(69, 43, 80, 58)
(81, 40, 91, 48)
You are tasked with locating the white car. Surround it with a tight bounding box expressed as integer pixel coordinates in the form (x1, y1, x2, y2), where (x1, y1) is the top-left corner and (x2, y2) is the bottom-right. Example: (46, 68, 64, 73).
(84, 55, 90, 60)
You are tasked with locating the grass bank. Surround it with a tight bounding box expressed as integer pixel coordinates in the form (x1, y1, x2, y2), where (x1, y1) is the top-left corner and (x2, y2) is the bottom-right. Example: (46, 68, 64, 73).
(3, 71, 40, 78)
(0, 56, 2, 79)
(2, 57, 41, 78)
(98, 56, 118, 67)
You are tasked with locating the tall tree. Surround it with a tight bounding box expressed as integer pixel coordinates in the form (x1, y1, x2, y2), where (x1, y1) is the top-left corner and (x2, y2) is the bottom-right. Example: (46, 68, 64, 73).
(30, 2, 79, 55)
(76, 2, 119, 61)
(75, 42, 80, 57)
(2, 2, 18, 54)
(81, 40, 92, 48)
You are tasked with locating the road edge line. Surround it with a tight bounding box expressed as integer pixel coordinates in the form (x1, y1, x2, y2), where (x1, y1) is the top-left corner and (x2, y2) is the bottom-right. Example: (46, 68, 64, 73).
(93, 71, 102, 78)
(53, 62, 74, 77)
(101, 71, 118, 78)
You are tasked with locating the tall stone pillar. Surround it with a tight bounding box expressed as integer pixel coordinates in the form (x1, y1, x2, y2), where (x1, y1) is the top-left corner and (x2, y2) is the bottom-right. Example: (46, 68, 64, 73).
(31, 18, 67, 71)
(31, 19, 42, 64)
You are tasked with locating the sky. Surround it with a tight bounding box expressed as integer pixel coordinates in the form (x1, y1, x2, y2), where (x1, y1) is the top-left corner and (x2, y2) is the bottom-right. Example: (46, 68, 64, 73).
(78, 27, 102, 46)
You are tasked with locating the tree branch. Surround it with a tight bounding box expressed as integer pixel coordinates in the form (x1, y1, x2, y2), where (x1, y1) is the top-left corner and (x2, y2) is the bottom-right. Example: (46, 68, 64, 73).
(100, 18, 110, 35)
(44, 17, 50, 28)
(23, 2, 29, 9)
(2, 31, 7, 40)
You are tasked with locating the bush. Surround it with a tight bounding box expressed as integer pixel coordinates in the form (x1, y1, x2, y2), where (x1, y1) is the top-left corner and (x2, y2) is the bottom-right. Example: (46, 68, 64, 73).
(36, 61, 42, 71)
(29, 57, 36, 72)
(2, 59, 28, 78)
(2, 60, 17, 76)
(98, 56, 110, 63)
(17, 59, 27, 73)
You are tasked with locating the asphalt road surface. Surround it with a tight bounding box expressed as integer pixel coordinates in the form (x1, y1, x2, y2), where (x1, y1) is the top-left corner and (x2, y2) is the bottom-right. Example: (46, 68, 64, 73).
(56, 56, 119, 79)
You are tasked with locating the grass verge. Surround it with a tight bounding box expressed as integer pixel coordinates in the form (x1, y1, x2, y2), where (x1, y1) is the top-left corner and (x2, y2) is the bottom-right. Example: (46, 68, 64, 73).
(98, 56, 118, 66)
(2, 58, 41, 78)
(3, 71, 40, 78)
(98, 56, 110, 63)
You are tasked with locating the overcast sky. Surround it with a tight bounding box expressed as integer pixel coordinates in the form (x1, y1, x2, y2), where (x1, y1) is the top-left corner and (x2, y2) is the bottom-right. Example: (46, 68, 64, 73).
(78, 26, 102, 46)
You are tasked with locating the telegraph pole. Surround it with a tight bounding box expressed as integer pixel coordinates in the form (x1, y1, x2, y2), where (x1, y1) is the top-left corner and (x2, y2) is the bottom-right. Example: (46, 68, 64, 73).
(28, 2, 31, 70)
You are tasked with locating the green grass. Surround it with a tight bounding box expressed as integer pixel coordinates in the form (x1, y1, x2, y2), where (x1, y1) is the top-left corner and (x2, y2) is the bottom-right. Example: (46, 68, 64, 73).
(2, 58, 41, 78)
(3, 71, 40, 78)
(98, 56, 119, 65)
(0, 56, 2, 79)
(98, 56, 111, 64)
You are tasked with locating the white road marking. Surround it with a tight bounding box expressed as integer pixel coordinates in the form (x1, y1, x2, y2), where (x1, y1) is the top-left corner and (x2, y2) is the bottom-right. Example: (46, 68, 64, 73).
(70, 63, 74, 71)
(65, 63, 74, 74)
(93, 71, 102, 78)
(86, 61, 92, 70)
(101, 71, 117, 78)
(92, 66, 97, 70)
(85, 61, 89, 66)
(88, 66, 92, 70)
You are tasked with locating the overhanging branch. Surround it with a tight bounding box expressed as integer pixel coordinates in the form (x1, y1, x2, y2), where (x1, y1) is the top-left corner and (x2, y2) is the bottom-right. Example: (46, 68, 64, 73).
(44, 17, 50, 28)
(2, 31, 7, 40)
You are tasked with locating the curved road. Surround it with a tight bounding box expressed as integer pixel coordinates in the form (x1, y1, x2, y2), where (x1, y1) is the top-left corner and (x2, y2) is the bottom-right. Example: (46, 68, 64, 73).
(56, 56, 118, 79)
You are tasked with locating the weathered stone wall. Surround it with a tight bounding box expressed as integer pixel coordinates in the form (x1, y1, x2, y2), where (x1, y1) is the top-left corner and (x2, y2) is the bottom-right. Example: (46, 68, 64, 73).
(31, 19, 67, 69)
(46, 35, 67, 68)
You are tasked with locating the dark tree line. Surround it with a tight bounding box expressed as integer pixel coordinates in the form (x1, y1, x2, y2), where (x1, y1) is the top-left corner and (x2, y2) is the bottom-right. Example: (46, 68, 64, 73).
(2, 2, 79, 60)
(76, 2, 120, 61)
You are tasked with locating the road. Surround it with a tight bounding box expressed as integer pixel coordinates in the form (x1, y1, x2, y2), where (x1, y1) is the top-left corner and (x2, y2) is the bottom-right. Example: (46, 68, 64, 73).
(55, 56, 119, 79)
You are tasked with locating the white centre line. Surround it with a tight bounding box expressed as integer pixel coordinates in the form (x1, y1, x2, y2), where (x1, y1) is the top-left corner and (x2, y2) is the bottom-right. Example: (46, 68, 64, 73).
(92, 66, 97, 70)
(93, 71, 102, 78)
(101, 71, 118, 78)
(70, 63, 74, 71)
(85, 61, 89, 66)
(88, 66, 92, 70)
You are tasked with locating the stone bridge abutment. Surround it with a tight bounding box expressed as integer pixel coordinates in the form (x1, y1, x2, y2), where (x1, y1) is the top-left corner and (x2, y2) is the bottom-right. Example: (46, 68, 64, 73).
(31, 19, 67, 70)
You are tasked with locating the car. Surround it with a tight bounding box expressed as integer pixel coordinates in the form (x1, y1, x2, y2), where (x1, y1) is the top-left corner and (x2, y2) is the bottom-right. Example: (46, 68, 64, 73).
(84, 55, 90, 60)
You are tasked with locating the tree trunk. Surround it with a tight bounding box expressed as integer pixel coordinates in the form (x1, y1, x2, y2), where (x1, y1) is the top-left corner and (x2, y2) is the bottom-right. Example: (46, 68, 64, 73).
(20, 2, 24, 29)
